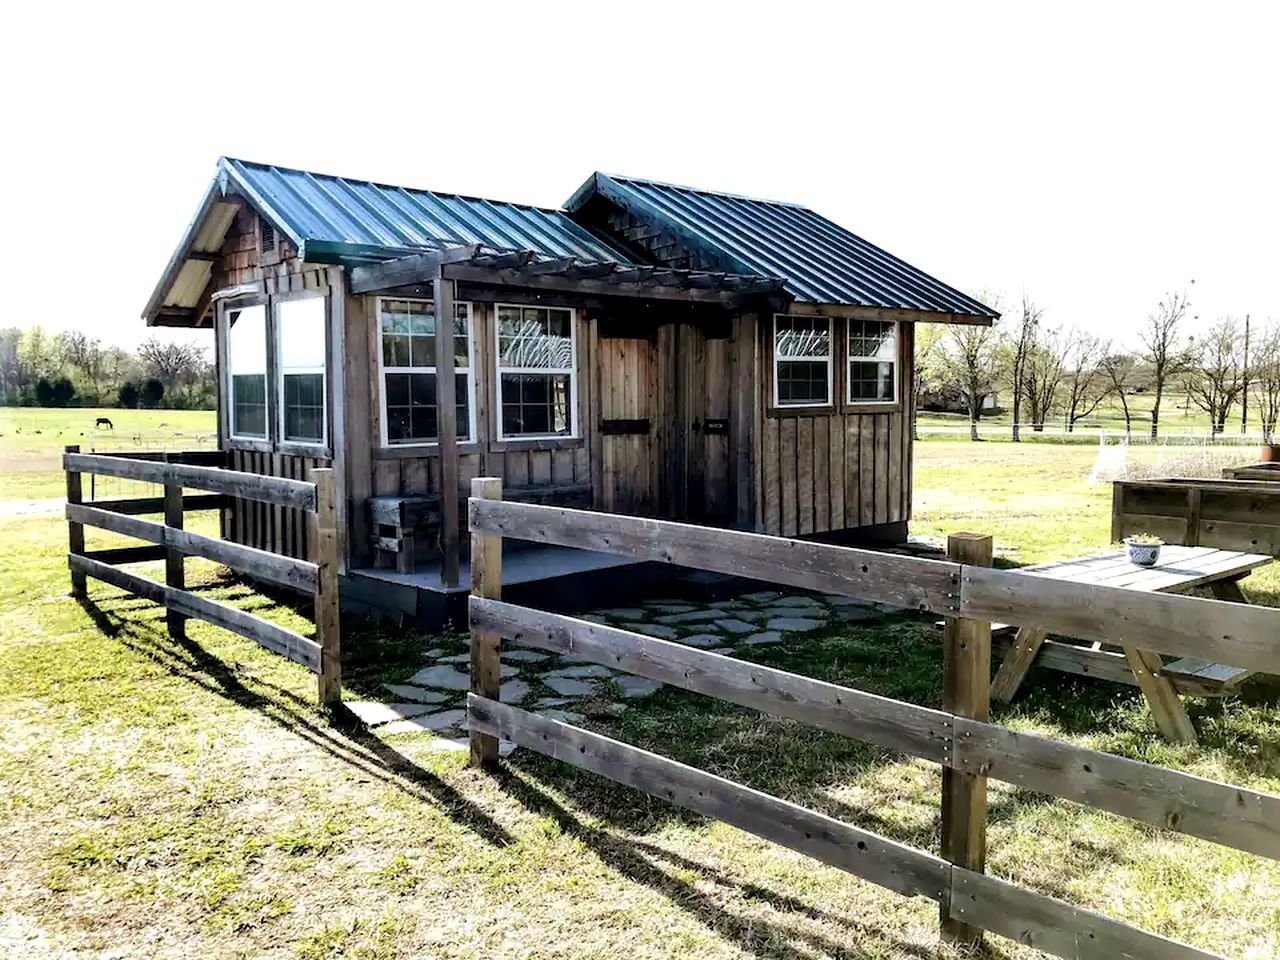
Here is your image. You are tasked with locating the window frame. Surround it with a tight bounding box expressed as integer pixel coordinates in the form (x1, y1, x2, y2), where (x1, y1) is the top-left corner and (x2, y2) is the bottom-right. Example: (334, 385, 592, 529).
(375, 296, 477, 449)
(493, 303, 579, 441)
(771, 313, 834, 410)
(226, 299, 270, 443)
(275, 291, 329, 449)
(845, 318, 900, 407)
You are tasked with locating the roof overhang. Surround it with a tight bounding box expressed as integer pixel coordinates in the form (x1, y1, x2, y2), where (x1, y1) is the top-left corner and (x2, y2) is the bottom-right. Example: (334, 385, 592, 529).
(349, 244, 787, 307)
(781, 301, 996, 326)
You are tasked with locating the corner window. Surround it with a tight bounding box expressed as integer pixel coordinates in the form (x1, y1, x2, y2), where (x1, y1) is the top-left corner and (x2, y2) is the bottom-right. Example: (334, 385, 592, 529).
(773, 314, 831, 407)
(228, 304, 267, 438)
(379, 298, 473, 445)
(278, 296, 327, 443)
(847, 320, 898, 403)
(496, 305, 576, 439)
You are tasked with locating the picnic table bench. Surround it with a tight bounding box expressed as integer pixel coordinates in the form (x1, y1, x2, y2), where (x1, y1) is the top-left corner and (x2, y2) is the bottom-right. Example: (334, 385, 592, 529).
(989, 545, 1273, 743)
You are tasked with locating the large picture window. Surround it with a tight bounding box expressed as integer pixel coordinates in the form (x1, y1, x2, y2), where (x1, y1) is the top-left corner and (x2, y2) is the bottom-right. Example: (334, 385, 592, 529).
(773, 315, 831, 407)
(379, 298, 473, 445)
(278, 296, 327, 444)
(847, 320, 898, 403)
(228, 303, 267, 439)
(496, 305, 576, 439)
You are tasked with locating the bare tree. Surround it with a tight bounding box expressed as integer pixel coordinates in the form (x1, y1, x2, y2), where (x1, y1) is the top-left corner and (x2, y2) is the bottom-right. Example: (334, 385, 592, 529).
(940, 322, 1004, 441)
(1139, 290, 1192, 439)
(1021, 327, 1067, 432)
(1185, 317, 1246, 435)
(1061, 331, 1108, 432)
(138, 337, 205, 393)
(58, 331, 106, 402)
(1009, 294, 1043, 441)
(1099, 349, 1140, 436)
(1244, 319, 1279, 443)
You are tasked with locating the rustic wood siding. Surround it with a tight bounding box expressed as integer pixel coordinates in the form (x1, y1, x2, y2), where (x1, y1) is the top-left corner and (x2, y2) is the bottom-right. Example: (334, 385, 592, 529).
(225, 449, 329, 560)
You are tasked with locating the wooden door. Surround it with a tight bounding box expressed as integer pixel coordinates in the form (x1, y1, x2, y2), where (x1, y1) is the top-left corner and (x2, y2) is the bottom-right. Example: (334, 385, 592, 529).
(669, 325, 733, 524)
(597, 336, 658, 515)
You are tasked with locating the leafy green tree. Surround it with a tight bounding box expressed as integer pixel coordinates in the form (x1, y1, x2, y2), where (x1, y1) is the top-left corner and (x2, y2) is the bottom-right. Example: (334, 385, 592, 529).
(139, 378, 165, 408)
(118, 381, 140, 408)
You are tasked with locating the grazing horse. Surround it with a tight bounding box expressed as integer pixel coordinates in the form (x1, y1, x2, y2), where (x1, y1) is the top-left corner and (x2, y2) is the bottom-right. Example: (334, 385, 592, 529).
(95, 417, 113, 430)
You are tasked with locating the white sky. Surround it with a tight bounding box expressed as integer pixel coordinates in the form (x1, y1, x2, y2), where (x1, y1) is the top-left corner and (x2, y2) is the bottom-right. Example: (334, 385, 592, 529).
(2, 2, 1275, 350)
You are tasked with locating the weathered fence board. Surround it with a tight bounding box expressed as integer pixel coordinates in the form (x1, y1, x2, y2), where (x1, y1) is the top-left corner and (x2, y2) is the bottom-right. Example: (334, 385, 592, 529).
(962, 566, 1280, 675)
(469, 498, 958, 614)
(467, 695, 950, 901)
(69, 554, 320, 671)
(949, 868, 1223, 959)
(469, 597, 951, 761)
(64, 453, 316, 511)
(952, 719, 1280, 860)
(67, 503, 318, 593)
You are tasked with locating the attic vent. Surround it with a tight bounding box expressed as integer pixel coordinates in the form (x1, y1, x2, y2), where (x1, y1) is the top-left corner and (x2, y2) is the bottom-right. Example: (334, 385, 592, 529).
(260, 219, 276, 253)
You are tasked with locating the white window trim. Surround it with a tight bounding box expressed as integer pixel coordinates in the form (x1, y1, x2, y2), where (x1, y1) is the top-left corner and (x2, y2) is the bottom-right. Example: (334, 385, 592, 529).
(772, 313, 833, 409)
(375, 296, 477, 448)
(846, 319, 899, 405)
(276, 294, 329, 447)
(494, 303, 579, 441)
(227, 302, 269, 442)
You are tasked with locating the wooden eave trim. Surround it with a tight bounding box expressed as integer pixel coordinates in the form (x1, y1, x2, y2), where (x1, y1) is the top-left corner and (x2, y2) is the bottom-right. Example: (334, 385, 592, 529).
(783, 302, 996, 326)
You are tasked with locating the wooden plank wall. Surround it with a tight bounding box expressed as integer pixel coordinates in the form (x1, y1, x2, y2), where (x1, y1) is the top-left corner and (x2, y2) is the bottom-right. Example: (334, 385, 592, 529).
(593, 332, 659, 514)
(225, 450, 327, 560)
(758, 321, 915, 538)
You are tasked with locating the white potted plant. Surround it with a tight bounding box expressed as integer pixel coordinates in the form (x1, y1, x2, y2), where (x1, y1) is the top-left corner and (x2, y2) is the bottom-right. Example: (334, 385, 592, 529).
(1124, 533, 1164, 567)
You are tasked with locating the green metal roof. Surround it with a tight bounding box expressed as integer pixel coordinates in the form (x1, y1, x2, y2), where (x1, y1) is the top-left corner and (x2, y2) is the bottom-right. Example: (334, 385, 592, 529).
(565, 172, 997, 318)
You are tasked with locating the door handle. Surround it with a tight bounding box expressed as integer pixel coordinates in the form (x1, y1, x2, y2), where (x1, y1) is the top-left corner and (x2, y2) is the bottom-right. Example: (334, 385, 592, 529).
(692, 420, 701, 432)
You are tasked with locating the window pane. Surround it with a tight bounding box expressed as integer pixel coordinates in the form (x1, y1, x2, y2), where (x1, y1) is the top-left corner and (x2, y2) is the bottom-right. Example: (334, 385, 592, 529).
(498, 305, 572, 369)
(228, 304, 267, 375)
(500, 373, 571, 436)
(384, 369, 471, 443)
(283, 372, 324, 442)
(232, 373, 267, 437)
(776, 360, 829, 404)
(848, 361, 895, 401)
(775, 316, 829, 358)
(849, 320, 896, 362)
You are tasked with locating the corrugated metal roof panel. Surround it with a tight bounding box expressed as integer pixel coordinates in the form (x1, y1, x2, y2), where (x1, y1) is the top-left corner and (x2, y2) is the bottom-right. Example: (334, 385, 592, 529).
(223, 158, 636, 264)
(567, 172, 997, 318)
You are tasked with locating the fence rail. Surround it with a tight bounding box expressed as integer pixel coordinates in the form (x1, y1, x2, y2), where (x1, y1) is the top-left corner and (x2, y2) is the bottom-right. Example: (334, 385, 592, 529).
(465, 479, 1275, 959)
(62, 446, 340, 705)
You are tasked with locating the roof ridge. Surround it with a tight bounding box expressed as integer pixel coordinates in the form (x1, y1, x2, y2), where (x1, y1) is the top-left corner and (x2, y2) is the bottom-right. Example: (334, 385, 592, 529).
(221, 157, 570, 217)
(597, 171, 811, 210)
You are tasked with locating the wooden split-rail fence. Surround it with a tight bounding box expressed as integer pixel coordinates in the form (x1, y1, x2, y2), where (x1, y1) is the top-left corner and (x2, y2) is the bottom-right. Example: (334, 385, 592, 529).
(62, 446, 340, 706)
(464, 477, 1280, 959)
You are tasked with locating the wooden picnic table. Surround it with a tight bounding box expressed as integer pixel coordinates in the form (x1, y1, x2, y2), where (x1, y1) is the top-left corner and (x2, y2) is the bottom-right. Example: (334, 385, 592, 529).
(989, 545, 1273, 743)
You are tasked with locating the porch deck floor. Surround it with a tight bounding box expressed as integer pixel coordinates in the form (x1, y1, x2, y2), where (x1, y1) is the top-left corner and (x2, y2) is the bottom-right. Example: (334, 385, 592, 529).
(348, 543, 641, 594)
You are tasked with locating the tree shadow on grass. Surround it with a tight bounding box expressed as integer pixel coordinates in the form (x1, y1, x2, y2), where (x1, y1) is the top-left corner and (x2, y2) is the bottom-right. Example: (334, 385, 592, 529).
(495, 764, 1015, 960)
(75, 591, 516, 851)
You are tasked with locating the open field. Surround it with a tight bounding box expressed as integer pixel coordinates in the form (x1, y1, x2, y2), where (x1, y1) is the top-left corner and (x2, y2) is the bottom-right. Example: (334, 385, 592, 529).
(0, 440, 1277, 958)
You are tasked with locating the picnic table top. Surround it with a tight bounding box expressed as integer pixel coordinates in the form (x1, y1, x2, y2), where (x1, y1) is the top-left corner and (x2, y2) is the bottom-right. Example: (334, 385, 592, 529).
(1018, 545, 1272, 594)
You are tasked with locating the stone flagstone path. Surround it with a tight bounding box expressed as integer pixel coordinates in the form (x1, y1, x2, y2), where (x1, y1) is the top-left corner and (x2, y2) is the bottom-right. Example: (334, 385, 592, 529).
(348, 589, 894, 752)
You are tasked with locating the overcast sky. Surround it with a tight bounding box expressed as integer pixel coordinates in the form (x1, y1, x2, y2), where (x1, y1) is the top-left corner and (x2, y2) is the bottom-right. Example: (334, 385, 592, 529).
(3, 2, 1275, 350)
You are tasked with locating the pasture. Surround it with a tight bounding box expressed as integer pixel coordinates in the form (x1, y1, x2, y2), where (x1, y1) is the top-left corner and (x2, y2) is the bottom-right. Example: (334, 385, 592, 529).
(0, 436, 1276, 958)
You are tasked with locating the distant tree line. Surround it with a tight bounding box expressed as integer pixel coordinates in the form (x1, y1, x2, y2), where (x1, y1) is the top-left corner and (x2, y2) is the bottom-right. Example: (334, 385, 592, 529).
(0, 327, 215, 410)
(917, 291, 1280, 443)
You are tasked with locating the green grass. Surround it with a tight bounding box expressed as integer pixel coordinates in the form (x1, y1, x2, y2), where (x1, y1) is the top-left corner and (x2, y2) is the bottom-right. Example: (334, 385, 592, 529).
(0, 441, 1277, 957)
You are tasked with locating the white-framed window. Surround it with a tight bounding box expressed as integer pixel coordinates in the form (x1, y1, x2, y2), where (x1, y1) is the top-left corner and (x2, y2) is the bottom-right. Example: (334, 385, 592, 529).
(773, 314, 832, 407)
(277, 295, 327, 444)
(847, 319, 898, 404)
(377, 297, 475, 446)
(228, 303, 268, 439)
(495, 304, 577, 439)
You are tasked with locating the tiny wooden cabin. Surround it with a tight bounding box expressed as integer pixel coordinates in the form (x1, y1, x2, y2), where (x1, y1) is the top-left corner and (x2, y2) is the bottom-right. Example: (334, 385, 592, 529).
(144, 159, 996, 616)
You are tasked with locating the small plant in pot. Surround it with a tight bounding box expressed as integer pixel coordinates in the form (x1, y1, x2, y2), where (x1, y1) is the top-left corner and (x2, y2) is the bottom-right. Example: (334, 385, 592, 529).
(1124, 533, 1164, 567)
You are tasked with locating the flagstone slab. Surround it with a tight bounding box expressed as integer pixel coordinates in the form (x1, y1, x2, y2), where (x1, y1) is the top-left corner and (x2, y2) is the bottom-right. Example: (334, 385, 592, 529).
(538, 708, 586, 724)
(500, 679, 531, 703)
(761, 606, 829, 620)
(766, 617, 824, 632)
(653, 609, 721, 626)
(597, 607, 648, 620)
(615, 676, 664, 699)
(714, 618, 757, 635)
(502, 649, 551, 663)
(437, 653, 471, 664)
(346, 701, 437, 726)
(543, 676, 598, 696)
(679, 633, 723, 648)
(422, 647, 444, 658)
(643, 603, 698, 614)
(741, 631, 783, 646)
(408, 665, 471, 690)
(534, 696, 577, 709)
(381, 684, 450, 705)
(773, 595, 825, 607)
(833, 606, 879, 622)
(380, 708, 469, 735)
(622, 622, 679, 640)
(425, 737, 517, 757)
(740, 590, 782, 603)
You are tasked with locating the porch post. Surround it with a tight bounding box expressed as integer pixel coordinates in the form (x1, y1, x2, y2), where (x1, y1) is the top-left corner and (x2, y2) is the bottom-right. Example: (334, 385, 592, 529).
(434, 269, 460, 587)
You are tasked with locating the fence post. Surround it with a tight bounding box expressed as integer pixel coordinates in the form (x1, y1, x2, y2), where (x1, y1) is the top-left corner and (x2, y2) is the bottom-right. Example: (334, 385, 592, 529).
(163, 453, 187, 640)
(65, 445, 86, 598)
(469, 476, 503, 768)
(940, 531, 993, 946)
(312, 469, 342, 708)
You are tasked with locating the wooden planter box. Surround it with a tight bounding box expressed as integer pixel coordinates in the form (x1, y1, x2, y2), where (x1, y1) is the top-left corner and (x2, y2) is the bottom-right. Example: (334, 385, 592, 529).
(1223, 462, 1280, 482)
(1111, 477, 1280, 555)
